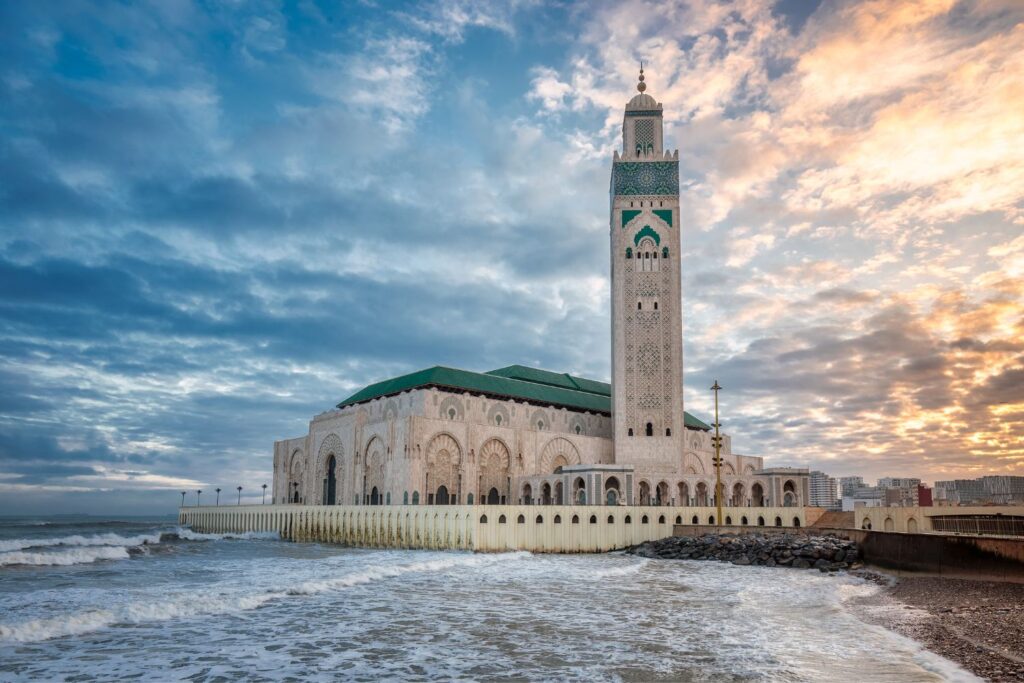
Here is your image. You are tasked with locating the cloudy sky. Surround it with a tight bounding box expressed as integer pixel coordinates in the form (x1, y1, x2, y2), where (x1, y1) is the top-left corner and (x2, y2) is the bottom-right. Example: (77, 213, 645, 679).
(1, 0, 1021, 514)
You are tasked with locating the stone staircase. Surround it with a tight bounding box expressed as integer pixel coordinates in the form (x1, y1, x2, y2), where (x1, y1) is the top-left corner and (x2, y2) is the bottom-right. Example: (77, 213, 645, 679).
(811, 510, 854, 529)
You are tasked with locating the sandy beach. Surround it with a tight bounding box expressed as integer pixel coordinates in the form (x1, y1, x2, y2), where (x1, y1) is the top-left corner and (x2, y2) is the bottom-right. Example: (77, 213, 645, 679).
(855, 573, 1024, 682)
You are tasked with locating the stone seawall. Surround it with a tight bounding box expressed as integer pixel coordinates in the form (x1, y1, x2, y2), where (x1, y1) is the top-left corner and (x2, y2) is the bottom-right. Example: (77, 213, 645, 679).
(672, 524, 1024, 582)
(179, 504, 807, 553)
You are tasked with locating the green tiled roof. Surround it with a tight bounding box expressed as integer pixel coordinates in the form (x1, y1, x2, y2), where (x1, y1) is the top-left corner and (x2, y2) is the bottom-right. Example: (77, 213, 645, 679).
(337, 364, 712, 431)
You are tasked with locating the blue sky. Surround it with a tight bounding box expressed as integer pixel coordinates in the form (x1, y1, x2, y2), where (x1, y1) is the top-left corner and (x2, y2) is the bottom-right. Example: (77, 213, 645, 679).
(1, 0, 1022, 514)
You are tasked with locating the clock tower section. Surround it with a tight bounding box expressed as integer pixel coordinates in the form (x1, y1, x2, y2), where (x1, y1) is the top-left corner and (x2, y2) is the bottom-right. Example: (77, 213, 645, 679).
(610, 68, 684, 471)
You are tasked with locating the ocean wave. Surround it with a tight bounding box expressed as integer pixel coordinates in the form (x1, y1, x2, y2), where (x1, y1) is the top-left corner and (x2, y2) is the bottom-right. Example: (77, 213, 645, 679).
(0, 551, 530, 643)
(590, 557, 650, 579)
(0, 546, 131, 567)
(0, 532, 164, 553)
(0, 528, 278, 554)
(164, 529, 280, 542)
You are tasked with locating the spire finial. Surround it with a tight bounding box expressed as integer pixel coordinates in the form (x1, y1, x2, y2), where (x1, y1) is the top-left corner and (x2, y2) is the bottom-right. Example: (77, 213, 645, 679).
(637, 61, 646, 93)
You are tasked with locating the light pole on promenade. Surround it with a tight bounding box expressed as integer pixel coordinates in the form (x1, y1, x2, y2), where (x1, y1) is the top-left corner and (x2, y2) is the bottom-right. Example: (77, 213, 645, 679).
(196, 489, 202, 506)
(180, 491, 186, 507)
(710, 380, 723, 527)
(262, 484, 267, 504)
(216, 488, 221, 506)
(237, 486, 243, 505)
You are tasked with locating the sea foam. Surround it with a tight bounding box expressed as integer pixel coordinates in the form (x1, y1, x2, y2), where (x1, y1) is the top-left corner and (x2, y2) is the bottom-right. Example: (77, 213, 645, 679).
(0, 551, 529, 643)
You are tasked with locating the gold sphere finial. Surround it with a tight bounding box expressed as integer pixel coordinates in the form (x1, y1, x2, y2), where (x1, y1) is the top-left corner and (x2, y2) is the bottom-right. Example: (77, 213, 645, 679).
(637, 61, 646, 92)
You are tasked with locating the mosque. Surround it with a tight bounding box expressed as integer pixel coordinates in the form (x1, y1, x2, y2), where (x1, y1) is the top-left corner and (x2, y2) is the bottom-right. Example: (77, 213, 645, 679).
(271, 70, 809, 513)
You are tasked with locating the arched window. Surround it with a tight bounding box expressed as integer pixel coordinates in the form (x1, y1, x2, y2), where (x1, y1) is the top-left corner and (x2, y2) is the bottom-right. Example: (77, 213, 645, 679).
(793, 517, 801, 527)
(554, 515, 562, 524)
(709, 515, 715, 524)
(691, 515, 698, 524)
(499, 514, 507, 524)
(480, 514, 488, 523)
(665, 428, 671, 436)
(572, 514, 580, 524)
(645, 422, 653, 437)
(589, 515, 597, 524)
(495, 414, 502, 426)
(725, 515, 732, 525)
(628, 428, 634, 436)
(535, 515, 543, 523)
(675, 515, 682, 524)
(662, 247, 669, 258)
(403, 491, 409, 505)
(775, 516, 783, 527)
(741, 516, 748, 525)
(654, 302, 658, 310)
(625, 515, 632, 523)
(467, 493, 474, 505)
(386, 491, 391, 505)
(607, 515, 615, 524)
(626, 247, 632, 259)
(448, 407, 456, 419)
(412, 491, 420, 505)
(658, 515, 666, 524)
(574, 424, 581, 434)
(758, 516, 765, 526)
(641, 515, 649, 524)
(517, 514, 525, 524)
(637, 301, 642, 310)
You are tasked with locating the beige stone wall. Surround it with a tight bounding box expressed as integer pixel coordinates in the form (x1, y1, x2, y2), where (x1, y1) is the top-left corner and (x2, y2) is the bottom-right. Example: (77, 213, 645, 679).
(179, 504, 807, 553)
(856, 505, 1024, 534)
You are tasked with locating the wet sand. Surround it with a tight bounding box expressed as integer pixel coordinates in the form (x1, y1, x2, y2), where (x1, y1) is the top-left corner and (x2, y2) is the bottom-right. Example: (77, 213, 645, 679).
(853, 573, 1024, 682)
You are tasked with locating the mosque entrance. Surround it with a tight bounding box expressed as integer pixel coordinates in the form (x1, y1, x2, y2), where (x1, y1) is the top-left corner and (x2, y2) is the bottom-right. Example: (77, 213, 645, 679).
(370, 486, 381, 505)
(435, 485, 451, 505)
(486, 487, 500, 505)
(324, 455, 336, 505)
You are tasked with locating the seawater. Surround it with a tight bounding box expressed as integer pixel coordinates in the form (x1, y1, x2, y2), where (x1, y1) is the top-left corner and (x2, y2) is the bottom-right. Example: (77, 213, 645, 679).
(0, 516, 979, 682)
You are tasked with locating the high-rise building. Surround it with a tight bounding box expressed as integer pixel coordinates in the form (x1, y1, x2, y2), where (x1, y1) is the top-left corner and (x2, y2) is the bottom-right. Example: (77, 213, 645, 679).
(838, 476, 863, 496)
(933, 477, 1024, 505)
(878, 477, 921, 490)
(809, 471, 838, 509)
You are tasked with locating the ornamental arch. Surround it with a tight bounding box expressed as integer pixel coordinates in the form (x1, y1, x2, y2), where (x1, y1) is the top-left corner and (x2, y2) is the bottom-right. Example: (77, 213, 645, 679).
(540, 437, 581, 475)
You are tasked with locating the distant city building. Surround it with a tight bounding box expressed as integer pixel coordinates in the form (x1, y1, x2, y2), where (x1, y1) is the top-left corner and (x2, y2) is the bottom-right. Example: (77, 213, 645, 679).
(878, 477, 922, 490)
(934, 476, 1024, 505)
(838, 476, 864, 496)
(842, 495, 883, 512)
(809, 471, 839, 509)
(884, 486, 919, 507)
(917, 484, 933, 507)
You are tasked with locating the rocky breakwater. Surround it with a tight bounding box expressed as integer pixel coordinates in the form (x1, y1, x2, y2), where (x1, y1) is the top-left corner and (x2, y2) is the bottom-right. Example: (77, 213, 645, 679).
(627, 532, 862, 572)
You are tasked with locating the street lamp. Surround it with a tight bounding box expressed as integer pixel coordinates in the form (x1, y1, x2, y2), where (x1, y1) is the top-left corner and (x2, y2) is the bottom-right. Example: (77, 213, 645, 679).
(215, 488, 221, 506)
(262, 484, 267, 504)
(196, 489, 202, 506)
(237, 486, 243, 505)
(710, 380, 724, 527)
(180, 491, 186, 507)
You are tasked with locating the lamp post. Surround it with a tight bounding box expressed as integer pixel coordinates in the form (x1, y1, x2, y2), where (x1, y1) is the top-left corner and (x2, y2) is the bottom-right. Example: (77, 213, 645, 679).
(180, 491, 186, 507)
(262, 484, 267, 504)
(215, 488, 221, 506)
(237, 486, 243, 505)
(710, 380, 723, 527)
(196, 489, 202, 507)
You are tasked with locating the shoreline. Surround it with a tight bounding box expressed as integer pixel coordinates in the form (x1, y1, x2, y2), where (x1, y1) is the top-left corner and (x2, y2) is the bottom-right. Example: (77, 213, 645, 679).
(850, 571, 1024, 682)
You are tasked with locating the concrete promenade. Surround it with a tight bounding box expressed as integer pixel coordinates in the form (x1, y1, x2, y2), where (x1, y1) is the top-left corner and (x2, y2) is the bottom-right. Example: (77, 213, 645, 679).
(178, 504, 807, 553)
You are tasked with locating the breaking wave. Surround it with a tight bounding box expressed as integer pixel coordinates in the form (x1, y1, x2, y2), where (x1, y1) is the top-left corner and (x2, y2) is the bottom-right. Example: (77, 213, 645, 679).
(0, 532, 163, 553)
(0, 551, 529, 643)
(0, 546, 132, 567)
(0, 528, 278, 554)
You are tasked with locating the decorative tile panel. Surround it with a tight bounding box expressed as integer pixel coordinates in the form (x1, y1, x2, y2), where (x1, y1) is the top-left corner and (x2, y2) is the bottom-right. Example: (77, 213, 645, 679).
(612, 162, 679, 196)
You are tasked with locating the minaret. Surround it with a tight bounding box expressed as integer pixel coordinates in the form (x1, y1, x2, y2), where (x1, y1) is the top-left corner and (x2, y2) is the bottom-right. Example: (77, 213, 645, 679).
(610, 67, 684, 474)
